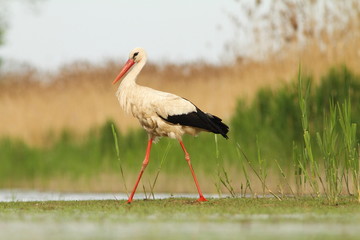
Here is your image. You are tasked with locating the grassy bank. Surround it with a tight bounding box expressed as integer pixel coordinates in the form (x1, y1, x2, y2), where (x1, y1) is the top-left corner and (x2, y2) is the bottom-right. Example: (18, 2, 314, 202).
(0, 66, 359, 199)
(1, 198, 360, 240)
(2, 197, 360, 220)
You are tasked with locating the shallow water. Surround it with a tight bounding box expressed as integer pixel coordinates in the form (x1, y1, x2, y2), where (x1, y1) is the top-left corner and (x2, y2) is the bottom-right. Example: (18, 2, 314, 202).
(0, 189, 222, 202)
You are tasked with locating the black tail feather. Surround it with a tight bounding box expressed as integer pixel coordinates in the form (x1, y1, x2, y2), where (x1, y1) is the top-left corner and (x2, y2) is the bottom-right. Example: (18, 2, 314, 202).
(198, 109, 229, 139)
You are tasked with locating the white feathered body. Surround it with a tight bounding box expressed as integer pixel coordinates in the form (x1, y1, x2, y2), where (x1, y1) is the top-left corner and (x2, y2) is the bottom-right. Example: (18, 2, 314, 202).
(116, 74, 199, 140)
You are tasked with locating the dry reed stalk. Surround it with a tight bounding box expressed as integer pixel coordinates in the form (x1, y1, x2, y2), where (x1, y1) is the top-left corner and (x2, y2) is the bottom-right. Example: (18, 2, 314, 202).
(0, 32, 360, 145)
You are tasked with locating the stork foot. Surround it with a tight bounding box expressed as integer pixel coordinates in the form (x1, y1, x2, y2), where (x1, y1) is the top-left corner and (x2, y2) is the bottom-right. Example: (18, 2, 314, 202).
(197, 196, 208, 202)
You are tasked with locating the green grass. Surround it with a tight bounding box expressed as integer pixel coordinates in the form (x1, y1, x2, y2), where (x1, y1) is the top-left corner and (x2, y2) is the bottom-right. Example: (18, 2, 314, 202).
(0, 65, 359, 198)
(1, 198, 360, 240)
(1, 197, 359, 220)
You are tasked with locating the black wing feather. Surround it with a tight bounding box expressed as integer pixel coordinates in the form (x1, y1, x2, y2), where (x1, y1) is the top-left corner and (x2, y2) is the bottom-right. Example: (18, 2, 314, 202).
(159, 107, 229, 139)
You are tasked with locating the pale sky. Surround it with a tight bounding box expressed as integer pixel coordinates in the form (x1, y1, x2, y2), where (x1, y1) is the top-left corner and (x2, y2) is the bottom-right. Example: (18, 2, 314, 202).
(0, 0, 237, 70)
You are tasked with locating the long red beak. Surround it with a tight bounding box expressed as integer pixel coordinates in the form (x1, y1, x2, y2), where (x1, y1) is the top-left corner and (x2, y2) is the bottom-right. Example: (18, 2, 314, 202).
(112, 59, 135, 84)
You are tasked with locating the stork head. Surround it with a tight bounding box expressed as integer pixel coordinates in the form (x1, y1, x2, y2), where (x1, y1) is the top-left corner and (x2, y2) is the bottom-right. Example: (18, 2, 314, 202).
(129, 47, 147, 63)
(112, 47, 147, 84)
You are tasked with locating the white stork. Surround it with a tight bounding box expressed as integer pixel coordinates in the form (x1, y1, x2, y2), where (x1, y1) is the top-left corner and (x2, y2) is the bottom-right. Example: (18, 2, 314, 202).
(113, 47, 229, 203)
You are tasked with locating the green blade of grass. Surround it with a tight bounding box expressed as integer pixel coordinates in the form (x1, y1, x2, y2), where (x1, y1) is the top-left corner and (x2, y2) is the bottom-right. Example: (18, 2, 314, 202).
(111, 124, 128, 197)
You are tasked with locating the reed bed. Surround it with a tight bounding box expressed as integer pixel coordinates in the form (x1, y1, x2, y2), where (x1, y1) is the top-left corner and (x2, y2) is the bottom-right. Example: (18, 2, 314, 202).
(1, 35, 360, 145)
(0, 65, 359, 204)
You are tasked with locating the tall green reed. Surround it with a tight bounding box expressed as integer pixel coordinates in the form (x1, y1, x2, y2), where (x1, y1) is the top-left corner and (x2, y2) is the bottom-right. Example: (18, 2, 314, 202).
(315, 101, 341, 204)
(111, 123, 128, 196)
(338, 100, 360, 201)
(297, 66, 320, 197)
(296, 67, 359, 204)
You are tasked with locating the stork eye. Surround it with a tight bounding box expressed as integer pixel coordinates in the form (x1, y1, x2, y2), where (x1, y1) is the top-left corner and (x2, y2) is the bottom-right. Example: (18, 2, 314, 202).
(133, 52, 139, 58)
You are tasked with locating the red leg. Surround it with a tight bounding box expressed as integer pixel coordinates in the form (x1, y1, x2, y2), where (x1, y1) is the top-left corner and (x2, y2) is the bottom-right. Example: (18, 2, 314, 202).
(127, 138, 153, 203)
(179, 141, 207, 202)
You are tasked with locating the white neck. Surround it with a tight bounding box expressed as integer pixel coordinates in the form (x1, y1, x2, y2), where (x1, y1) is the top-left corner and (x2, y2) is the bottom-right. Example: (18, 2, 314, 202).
(116, 56, 147, 114)
(119, 56, 147, 87)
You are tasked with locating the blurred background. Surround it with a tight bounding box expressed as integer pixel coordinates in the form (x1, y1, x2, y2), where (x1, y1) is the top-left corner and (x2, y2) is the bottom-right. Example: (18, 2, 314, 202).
(0, 0, 359, 195)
